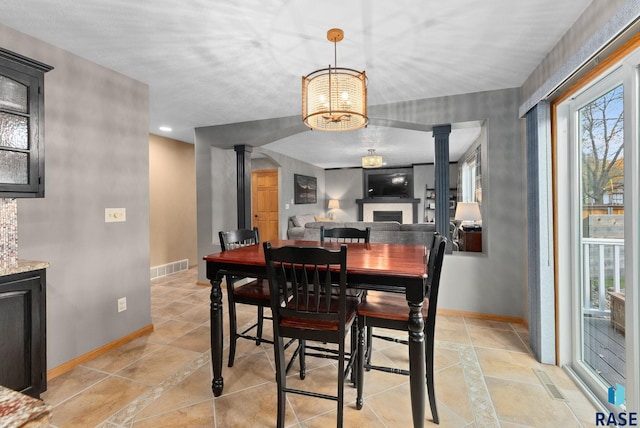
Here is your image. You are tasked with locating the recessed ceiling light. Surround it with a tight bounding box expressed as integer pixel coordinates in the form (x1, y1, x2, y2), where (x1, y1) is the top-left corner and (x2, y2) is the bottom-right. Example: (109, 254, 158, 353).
(159, 126, 172, 132)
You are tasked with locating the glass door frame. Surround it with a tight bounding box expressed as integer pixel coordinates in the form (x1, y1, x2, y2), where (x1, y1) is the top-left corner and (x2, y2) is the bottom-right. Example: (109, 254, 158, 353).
(554, 49, 639, 413)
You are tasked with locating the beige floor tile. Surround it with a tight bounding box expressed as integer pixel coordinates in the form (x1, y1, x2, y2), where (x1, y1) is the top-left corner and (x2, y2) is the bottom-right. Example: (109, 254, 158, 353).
(115, 346, 202, 385)
(467, 325, 529, 353)
(510, 322, 529, 333)
(168, 325, 211, 353)
(562, 387, 602, 426)
(179, 289, 211, 305)
(214, 382, 297, 427)
(285, 364, 358, 423)
(434, 363, 475, 424)
(50, 376, 149, 428)
(83, 336, 164, 373)
(133, 364, 213, 420)
(464, 317, 514, 330)
(485, 377, 582, 427)
(437, 313, 466, 324)
(365, 382, 439, 427)
(43, 269, 601, 427)
(146, 318, 200, 345)
(434, 319, 471, 344)
(434, 346, 462, 371)
(176, 303, 210, 324)
(302, 403, 387, 427)
(217, 350, 275, 395)
(474, 347, 542, 385)
(132, 400, 215, 428)
(149, 285, 176, 298)
(499, 421, 534, 427)
(153, 300, 198, 320)
(41, 366, 108, 407)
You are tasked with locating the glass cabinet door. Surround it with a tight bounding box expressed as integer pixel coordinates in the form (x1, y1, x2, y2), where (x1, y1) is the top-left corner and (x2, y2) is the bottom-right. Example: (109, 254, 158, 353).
(0, 48, 52, 198)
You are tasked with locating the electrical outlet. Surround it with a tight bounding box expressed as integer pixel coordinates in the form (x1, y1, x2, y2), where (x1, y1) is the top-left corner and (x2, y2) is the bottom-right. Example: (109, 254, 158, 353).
(118, 297, 127, 312)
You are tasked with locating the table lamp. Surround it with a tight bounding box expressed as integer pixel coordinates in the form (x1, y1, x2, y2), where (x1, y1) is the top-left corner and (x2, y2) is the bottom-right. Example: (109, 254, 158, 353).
(328, 199, 340, 219)
(455, 202, 482, 230)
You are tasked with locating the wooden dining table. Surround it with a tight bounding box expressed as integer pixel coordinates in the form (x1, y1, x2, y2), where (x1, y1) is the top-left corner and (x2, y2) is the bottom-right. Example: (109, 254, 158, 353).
(204, 239, 429, 427)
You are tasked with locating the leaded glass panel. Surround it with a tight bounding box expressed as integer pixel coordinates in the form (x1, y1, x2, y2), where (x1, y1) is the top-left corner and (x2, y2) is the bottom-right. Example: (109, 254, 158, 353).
(0, 112, 28, 149)
(0, 150, 28, 184)
(0, 75, 28, 113)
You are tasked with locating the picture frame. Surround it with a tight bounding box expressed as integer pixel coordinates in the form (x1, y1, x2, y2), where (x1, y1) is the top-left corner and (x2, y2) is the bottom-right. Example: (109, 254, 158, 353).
(294, 174, 317, 204)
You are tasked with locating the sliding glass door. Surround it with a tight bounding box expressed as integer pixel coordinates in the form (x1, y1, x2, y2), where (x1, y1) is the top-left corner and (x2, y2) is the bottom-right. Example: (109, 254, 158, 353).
(557, 49, 639, 412)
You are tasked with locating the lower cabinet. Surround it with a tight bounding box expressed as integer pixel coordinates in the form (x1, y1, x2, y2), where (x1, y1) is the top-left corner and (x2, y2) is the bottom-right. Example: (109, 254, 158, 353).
(0, 269, 46, 398)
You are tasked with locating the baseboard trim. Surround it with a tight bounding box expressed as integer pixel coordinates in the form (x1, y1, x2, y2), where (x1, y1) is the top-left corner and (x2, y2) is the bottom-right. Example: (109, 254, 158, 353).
(47, 324, 154, 380)
(438, 308, 525, 325)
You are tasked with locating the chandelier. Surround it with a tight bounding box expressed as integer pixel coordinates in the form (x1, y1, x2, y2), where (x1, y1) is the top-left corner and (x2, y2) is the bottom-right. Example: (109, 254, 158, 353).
(302, 28, 368, 131)
(361, 149, 383, 168)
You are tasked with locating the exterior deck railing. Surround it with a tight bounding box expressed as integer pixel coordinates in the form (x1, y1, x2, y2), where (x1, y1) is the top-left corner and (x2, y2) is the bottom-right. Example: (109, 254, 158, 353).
(582, 238, 625, 316)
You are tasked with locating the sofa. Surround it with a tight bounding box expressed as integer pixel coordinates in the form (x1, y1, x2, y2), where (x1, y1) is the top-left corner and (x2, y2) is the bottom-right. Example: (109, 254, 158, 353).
(287, 214, 436, 247)
(287, 213, 324, 239)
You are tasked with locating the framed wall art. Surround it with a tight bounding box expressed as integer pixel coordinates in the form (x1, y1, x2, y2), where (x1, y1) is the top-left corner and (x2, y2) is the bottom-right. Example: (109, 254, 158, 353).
(294, 174, 317, 204)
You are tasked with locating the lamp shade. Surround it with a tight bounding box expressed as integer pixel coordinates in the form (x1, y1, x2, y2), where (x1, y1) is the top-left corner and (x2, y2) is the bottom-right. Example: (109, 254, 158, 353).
(302, 28, 368, 132)
(455, 202, 482, 222)
(361, 149, 383, 168)
(328, 199, 340, 209)
(302, 68, 367, 131)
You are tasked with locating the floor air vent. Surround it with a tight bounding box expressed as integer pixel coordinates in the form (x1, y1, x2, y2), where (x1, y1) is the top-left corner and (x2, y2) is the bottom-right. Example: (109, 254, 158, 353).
(533, 369, 567, 401)
(150, 259, 189, 279)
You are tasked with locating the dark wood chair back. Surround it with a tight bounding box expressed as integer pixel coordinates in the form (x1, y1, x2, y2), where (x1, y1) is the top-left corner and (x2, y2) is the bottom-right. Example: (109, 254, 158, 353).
(426, 234, 446, 324)
(264, 243, 350, 341)
(217, 227, 267, 367)
(219, 227, 259, 251)
(264, 242, 357, 427)
(320, 226, 371, 243)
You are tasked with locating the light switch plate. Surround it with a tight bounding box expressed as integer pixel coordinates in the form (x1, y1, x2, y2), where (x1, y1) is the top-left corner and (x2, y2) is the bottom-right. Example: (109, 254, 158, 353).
(105, 208, 126, 223)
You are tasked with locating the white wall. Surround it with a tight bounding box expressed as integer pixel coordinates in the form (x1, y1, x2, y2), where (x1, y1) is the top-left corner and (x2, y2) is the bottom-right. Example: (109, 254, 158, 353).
(1, 24, 151, 370)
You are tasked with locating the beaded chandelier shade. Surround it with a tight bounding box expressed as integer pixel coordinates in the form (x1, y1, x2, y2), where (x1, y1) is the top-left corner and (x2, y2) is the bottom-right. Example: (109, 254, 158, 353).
(302, 28, 368, 131)
(361, 149, 383, 168)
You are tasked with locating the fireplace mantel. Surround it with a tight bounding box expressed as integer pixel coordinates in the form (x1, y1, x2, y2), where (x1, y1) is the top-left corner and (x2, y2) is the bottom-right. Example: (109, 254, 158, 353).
(356, 198, 420, 223)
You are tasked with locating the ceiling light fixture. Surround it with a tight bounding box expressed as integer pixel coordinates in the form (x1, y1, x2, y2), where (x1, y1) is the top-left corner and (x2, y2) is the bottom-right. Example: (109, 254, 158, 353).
(361, 149, 383, 168)
(159, 126, 172, 132)
(302, 28, 367, 131)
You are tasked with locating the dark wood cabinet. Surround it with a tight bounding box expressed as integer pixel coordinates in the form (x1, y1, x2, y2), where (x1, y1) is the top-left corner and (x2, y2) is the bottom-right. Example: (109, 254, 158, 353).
(0, 268, 47, 398)
(0, 48, 53, 198)
(459, 228, 482, 252)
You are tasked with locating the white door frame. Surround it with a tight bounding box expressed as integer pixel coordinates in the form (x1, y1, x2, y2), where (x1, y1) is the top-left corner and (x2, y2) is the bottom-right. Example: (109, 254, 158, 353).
(555, 50, 639, 413)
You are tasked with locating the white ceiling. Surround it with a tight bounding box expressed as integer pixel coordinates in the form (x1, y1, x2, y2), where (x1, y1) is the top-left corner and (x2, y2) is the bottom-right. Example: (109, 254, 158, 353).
(0, 0, 593, 167)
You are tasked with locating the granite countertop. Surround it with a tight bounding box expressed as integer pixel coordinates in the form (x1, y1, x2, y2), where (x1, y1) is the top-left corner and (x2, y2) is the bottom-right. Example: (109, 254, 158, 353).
(0, 385, 51, 428)
(0, 260, 50, 277)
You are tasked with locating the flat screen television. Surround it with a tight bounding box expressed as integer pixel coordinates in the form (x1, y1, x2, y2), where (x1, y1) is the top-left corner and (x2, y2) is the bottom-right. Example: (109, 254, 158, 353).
(365, 169, 412, 198)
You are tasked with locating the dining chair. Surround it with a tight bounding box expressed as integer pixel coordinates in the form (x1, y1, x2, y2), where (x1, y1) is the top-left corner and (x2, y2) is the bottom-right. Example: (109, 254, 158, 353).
(218, 227, 271, 367)
(356, 234, 447, 424)
(366, 232, 440, 358)
(320, 226, 371, 243)
(320, 225, 370, 382)
(264, 242, 359, 428)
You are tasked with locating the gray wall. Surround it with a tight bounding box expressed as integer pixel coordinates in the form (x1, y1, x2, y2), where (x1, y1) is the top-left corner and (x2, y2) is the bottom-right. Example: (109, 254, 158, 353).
(520, 0, 630, 115)
(1, 24, 151, 370)
(325, 162, 460, 224)
(196, 88, 524, 318)
(253, 147, 325, 239)
(325, 168, 362, 221)
(193, 131, 325, 282)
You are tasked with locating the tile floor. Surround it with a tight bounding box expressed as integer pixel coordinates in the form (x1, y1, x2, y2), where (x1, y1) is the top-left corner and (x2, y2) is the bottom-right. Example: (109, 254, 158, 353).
(41, 267, 600, 427)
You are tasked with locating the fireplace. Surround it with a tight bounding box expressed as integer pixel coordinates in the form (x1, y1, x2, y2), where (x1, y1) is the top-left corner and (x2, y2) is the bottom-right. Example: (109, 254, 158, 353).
(373, 210, 403, 222)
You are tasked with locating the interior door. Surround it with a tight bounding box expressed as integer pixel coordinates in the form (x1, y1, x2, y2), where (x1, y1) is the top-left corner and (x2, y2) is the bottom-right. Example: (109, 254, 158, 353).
(252, 169, 279, 241)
